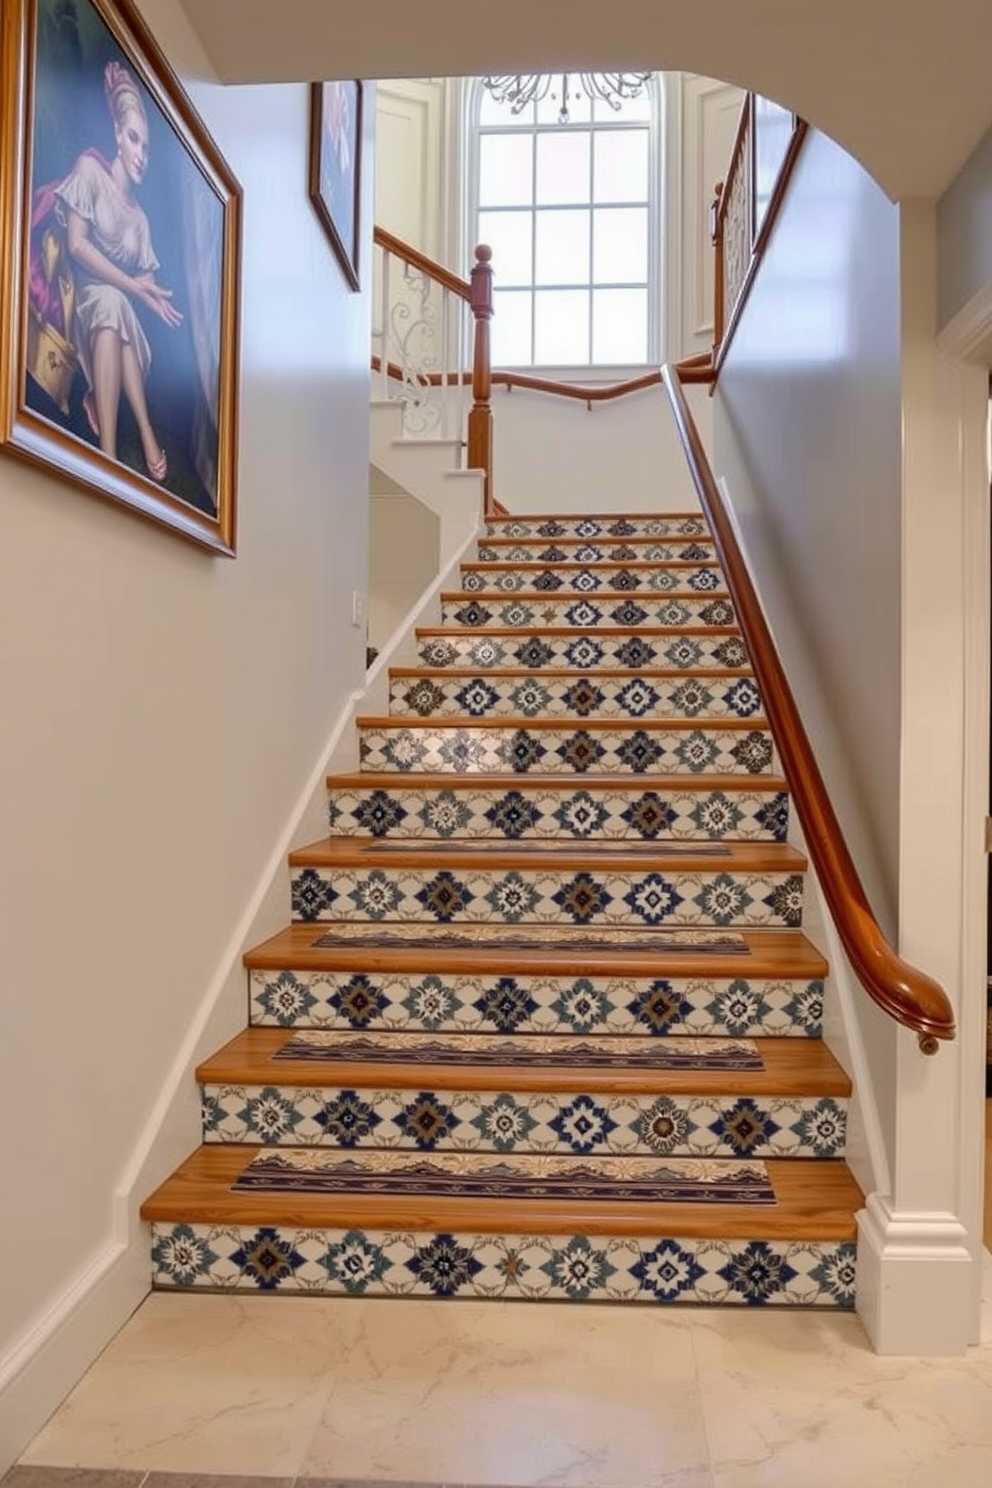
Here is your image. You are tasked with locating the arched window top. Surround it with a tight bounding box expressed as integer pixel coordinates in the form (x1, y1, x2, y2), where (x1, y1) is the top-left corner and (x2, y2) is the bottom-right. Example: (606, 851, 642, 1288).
(466, 73, 663, 370)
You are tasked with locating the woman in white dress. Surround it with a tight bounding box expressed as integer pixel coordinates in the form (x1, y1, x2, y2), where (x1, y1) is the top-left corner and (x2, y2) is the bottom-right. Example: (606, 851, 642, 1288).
(55, 60, 181, 482)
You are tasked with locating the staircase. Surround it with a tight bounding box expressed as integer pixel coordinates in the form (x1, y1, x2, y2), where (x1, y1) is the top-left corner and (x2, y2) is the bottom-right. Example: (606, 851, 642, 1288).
(142, 509, 863, 1308)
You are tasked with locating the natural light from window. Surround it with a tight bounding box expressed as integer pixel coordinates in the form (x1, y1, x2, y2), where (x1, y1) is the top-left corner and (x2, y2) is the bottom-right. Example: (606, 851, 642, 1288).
(472, 79, 658, 369)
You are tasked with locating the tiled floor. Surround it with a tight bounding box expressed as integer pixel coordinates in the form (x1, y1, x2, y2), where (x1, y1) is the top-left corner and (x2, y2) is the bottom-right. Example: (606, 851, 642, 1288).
(4, 1108, 990, 1488)
(4, 1242, 992, 1488)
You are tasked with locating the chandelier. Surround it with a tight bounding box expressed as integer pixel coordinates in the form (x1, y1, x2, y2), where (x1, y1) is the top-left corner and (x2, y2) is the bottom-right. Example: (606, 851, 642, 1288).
(482, 71, 652, 125)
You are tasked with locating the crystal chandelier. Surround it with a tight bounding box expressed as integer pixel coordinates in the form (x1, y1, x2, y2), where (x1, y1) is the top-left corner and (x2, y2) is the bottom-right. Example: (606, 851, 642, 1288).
(482, 71, 652, 125)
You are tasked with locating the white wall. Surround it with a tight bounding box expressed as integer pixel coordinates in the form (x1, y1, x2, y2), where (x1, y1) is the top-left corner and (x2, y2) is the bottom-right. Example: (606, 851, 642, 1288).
(0, 0, 374, 1467)
(369, 484, 440, 648)
(491, 375, 708, 513)
(712, 131, 990, 1350)
(711, 127, 904, 1156)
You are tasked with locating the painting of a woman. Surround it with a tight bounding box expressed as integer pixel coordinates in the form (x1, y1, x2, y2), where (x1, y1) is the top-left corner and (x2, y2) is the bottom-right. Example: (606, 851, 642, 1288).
(54, 59, 181, 481)
(8, 0, 240, 548)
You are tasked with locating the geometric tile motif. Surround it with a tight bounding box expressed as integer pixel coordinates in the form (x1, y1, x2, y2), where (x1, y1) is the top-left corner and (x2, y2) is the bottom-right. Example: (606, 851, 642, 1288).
(415, 630, 751, 670)
(328, 786, 787, 842)
(486, 515, 710, 539)
(388, 672, 764, 720)
(249, 969, 825, 1037)
(439, 594, 735, 628)
(150, 1222, 857, 1307)
(459, 565, 727, 596)
(357, 724, 776, 776)
(201, 1083, 847, 1158)
(288, 864, 803, 926)
(475, 542, 718, 562)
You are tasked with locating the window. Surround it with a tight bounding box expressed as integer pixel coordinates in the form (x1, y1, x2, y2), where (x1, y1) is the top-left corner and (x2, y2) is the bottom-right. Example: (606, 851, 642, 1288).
(469, 76, 662, 369)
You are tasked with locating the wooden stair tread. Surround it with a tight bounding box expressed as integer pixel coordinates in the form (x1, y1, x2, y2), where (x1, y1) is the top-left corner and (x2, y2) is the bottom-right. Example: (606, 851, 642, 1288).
(243, 923, 828, 978)
(288, 837, 806, 872)
(140, 1145, 863, 1239)
(356, 714, 767, 731)
(328, 770, 787, 792)
(197, 1028, 851, 1096)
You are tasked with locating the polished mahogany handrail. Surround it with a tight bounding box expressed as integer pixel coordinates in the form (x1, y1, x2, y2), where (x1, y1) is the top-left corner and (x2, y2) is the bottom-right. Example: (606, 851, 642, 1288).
(662, 363, 955, 1054)
(710, 96, 809, 372)
(374, 229, 494, 511)
(372, 355, 715, 400)
(373, 225, 471, 301)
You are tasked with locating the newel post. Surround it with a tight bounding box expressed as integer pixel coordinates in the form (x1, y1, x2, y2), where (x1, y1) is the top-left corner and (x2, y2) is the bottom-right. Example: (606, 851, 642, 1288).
(710, 181, 725, 355)
(467, 243, 494, 514)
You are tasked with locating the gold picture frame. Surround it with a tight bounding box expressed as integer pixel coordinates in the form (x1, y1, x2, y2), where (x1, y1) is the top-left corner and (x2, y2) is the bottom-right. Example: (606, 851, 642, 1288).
(308, 80, 362, 291)
(0, 0, 242, 555)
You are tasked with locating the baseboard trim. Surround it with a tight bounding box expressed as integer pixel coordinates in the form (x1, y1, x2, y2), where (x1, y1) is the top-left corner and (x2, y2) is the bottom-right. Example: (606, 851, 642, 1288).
(0, 1239, 145, 1475)
(857, 1192, 974, 1354)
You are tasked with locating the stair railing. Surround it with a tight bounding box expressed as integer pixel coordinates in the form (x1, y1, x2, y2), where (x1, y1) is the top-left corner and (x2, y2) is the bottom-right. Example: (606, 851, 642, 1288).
(372, 226, 494, 511)
(661, 363, 956, 1054)
(710, 95, 808, 370)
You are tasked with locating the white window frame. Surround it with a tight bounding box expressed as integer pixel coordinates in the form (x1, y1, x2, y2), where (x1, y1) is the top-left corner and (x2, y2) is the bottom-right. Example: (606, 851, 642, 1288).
(458, 74, 666, 373)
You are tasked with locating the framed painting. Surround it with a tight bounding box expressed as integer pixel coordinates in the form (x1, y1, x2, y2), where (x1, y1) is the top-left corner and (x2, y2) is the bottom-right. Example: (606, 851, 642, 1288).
(0, 0, 242, 555)
(308, 80, 362, 290)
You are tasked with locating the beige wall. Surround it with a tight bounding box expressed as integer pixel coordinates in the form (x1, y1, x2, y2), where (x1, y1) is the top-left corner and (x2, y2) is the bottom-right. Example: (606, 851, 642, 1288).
(0, 0, 373, 1461)
(712, 127, 905, 1153)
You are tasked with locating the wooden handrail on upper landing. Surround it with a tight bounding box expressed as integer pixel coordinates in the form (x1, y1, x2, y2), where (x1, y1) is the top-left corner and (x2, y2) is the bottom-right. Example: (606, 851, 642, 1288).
(374, 227, 494, 511)
(662, 363, 955, 1054)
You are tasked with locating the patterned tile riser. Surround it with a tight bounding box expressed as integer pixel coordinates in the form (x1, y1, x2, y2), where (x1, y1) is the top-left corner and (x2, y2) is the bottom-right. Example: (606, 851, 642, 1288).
(150, 1222, 857, 1307)
(416, 632, 752, 671)
(440, 595, 736, 628)
(289, 866, 804, 927)
(250, 969, 822, 1037)
(485, 517, 711, 539)
(459, 567, 728, 595)
(476, 543, 718, 563)
(201, 1084, 847, 1159)
(328, 784, 789, 842)
(388, 673, 765, 721)
(358, 724, 777, 777)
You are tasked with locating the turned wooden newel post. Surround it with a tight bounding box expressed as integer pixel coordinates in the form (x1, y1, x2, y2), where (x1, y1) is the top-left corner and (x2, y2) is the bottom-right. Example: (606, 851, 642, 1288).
(467, 242, 494, 514)
(711, 181, 725, 355)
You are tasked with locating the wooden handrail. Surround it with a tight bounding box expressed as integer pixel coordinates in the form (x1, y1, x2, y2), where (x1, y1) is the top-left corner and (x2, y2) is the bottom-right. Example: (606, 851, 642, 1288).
(372, 356, 715, 400)
(373, 225, 471, 301)
(374, 230, 494, 506)
(661, 363, 955, 1054)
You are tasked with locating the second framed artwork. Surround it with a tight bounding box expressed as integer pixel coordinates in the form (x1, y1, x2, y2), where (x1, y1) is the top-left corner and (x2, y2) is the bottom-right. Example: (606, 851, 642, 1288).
(308, 81, 363, 291)
(0, 0, 242, 554)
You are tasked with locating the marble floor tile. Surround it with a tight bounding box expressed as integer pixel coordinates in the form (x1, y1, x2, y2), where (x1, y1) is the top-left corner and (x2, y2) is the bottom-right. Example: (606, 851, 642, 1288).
(0, 1472, 147, 1486)
(691, 1306, 992, 1488)
(15, 1284, 992, 1488)
(19, 1294, 353, 1479)
(297, 1296, 710, 1487)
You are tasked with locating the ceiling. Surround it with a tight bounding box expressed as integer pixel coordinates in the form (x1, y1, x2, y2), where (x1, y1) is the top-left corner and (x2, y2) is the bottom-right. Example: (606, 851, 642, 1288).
(171, 0, 992, 201)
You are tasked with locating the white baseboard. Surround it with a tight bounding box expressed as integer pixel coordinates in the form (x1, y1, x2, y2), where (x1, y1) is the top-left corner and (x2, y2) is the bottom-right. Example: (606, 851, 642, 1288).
(857, 1193, 974, 1354)
(0, 1240, 145, 1475)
